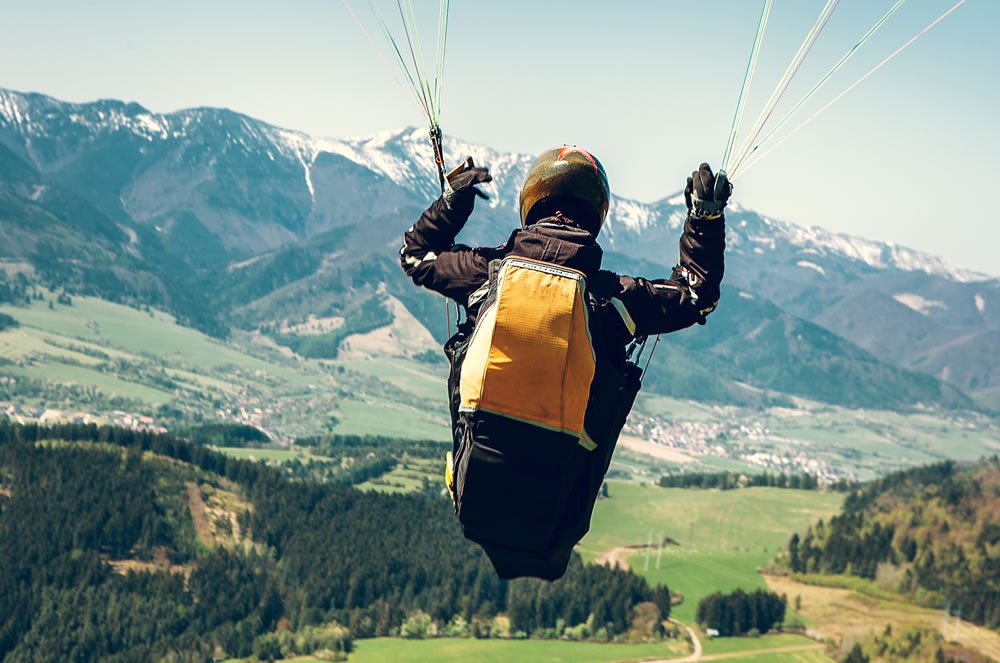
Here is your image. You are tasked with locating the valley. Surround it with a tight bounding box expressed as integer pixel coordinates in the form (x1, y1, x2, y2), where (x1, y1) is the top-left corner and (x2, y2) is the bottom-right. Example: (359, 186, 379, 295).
(3, 293, 996, 483)
(1, 85, 999, 662)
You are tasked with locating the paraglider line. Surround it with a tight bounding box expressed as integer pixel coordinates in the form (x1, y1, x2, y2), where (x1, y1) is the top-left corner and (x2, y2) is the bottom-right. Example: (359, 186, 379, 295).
(722, 0, 773, 173)
(730, 0, 841, 174)
(738, 0, 967, 176)
(731, 0, 907, 176)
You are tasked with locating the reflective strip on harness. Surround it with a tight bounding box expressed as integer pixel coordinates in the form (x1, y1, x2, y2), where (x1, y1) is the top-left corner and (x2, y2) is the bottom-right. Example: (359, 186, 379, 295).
(610, 297, 637, 337)
(459, 257, 596, 439)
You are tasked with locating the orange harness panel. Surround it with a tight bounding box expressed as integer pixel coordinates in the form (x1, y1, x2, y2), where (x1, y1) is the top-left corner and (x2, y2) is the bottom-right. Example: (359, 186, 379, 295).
(459, 257, 596, 440)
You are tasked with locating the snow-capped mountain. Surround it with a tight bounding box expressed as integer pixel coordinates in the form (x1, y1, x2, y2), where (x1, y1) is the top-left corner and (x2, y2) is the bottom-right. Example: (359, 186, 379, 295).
(0, 87, 996, 405)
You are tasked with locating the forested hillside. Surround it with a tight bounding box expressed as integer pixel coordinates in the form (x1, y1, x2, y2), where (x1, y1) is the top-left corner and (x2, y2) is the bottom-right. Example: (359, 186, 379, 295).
(0, 420, 668, 661)
(784, 459, 1000, 628)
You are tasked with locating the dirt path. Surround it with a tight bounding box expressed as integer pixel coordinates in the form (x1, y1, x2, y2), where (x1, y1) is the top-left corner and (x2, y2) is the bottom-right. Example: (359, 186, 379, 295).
(185, 481, 213, 547)
(671, 620, 703, 662)
(596, 546, 643, 571)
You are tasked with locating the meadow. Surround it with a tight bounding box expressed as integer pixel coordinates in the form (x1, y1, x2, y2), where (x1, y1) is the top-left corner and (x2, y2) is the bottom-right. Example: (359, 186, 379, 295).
(581, 482, 844, 624)
(3, 293, 997, 477)
(344, 635, 832, 662)
(346, 637, 683, 663)
(0, 295, 448, 439)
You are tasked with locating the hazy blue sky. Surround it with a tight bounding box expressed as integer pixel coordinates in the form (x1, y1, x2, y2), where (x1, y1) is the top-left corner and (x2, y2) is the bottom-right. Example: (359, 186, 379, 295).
(2, 1, 996, 275)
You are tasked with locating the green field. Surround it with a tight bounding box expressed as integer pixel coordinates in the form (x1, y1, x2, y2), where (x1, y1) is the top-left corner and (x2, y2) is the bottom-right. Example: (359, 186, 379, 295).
(335, 356, 447, 402)
(332, 398, 449, 441)
(582, 482, 844, 624)
(273, 634, 830, 663)
(633, 393, 725, 422)
(711, 653, 829, 662)
(213, 446, 313, 463)
(356, 456, 442, 494)
(0, 296, 450, 439)
(702, 633, 820, 655)
(346, 637, 684, 663)
(4, 360, 175, 405)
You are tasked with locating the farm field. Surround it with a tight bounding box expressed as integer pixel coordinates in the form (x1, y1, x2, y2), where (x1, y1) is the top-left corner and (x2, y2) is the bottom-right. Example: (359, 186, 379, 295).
(331, 397, 449, 441)
(334, 355, 447, 402)
(582, 482, 844, 624)
(0, 296, 448, 439)
(4, 294, 998, 478)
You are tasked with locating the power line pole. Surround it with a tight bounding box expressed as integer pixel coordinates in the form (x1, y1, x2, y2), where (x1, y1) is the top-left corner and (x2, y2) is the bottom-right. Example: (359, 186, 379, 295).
(656, 531, 664, 569)
(644, 529, 653, 571)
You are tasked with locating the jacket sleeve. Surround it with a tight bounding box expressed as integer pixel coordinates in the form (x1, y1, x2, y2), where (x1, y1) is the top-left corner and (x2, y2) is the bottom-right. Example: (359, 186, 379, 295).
(399, 197, 490, 304)
(612, 212, 726, 338)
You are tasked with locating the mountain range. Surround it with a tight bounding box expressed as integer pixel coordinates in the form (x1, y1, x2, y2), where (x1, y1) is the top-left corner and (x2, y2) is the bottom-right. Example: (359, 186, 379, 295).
(0, 87, 996, 412)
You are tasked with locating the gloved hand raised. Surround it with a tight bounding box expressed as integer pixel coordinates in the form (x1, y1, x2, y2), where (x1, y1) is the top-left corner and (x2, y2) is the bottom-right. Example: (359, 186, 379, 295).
(444, 158, 492, 214)
(684, 163, 732, 220)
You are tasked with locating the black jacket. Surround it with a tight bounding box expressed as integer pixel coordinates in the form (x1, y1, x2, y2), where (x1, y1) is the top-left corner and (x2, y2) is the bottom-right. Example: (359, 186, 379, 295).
(400, 196, 727, 361)
(398, 195, 727, 580)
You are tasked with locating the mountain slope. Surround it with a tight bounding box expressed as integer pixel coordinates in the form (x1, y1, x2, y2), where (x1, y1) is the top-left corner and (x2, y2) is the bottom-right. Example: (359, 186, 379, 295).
(785, 458, 1000, 629)
(0, 421, 666, 659)
(1, 87, 996, 409)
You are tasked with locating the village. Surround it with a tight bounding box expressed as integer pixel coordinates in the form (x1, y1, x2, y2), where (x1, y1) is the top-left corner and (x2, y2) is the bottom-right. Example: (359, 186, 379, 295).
(627, 412, 853, 482)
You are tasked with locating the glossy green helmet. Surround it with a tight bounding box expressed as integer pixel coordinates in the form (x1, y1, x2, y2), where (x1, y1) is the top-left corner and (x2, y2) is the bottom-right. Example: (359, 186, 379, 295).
(519, 147, 610, 236)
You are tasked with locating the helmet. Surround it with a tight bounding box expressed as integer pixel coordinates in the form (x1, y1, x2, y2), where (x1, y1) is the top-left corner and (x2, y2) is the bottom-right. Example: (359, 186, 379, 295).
(519, 147, 610, 235)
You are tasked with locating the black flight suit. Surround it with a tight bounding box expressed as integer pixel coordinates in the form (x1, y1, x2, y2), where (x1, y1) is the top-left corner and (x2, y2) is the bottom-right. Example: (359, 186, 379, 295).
(400, 194, 726, 579)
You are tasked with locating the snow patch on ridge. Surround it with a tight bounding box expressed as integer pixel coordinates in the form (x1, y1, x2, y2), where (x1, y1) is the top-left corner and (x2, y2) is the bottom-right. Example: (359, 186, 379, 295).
(894, 293, 947, 315)
(608, 198, 657, 234)
(797, 261, 826, 276)
(2, 87, 993, 286)
(743, 212, 990, 283)
(975, 294, 986, 313)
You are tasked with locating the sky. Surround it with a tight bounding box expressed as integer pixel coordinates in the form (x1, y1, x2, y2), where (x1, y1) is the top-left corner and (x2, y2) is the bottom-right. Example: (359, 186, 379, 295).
(1, 0, 997, 276)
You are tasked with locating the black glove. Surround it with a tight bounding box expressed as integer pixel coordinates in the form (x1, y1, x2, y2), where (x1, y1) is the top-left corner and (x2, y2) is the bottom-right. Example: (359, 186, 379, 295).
(443, 158, 492, 213)
(684, 163, 732, 219)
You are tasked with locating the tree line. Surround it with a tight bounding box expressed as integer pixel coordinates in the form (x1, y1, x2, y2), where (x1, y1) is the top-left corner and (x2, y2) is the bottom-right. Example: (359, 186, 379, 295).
(0, 419, 670, 659)
(785, 459, 1000, 628)
(0, 311, 17, 331)
(695, 589, 786, 637)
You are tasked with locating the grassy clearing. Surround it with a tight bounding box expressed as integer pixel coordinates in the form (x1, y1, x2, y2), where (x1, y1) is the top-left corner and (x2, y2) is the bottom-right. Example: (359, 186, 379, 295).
(582, 483, 843, 558)
(212, 447, 312, 463)
(636, 551, 770, 624)
(700, 633, 819, 655)
(633, 393, 725, 422)
(0, 297, 313, 384)
(0, 329, 105, 365)
(581, 482, 843, 624)
(346, 637, 684, 663)
(715, 649, 830, 662)
(335, 356, 447, 402)
(356, 456, 442, 494)
(4, 361, 174, 405)
(1, 297, 454, 438)
(333, 399, 449, 441)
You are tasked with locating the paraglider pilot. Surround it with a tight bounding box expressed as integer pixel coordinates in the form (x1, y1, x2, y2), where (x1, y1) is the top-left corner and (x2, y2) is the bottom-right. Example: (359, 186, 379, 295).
(400, 149, 729, 580)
